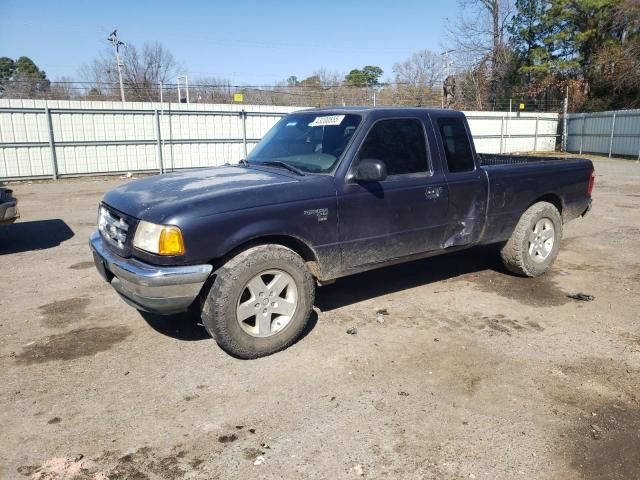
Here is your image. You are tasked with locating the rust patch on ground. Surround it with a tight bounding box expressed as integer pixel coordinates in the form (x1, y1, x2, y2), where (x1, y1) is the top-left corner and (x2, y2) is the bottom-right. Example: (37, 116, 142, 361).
(38, 297, 91, 328)
(15, 326, 131, 364)
(69, 261, 95, 270)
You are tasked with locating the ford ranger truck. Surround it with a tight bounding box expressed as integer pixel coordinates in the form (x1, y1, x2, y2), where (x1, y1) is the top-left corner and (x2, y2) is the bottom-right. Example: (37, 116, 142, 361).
(90, 108, 593, 358)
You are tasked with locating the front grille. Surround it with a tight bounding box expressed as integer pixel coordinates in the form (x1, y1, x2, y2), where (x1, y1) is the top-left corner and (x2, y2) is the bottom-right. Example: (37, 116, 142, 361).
(98, 205, 130, 252)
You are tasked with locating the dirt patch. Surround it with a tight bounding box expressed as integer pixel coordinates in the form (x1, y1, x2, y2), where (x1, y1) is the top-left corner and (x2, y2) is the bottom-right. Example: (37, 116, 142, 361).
(467, 313, 544, 335)
(18, 456, 92, 479)
(561, 236, 595, 252)
(619, 332, 640, 352)
(547, 357, 639, 407)
(218, 433, 238, 443)
(468, 270, 569, 307)
(568, 402, 640, 480)
(543, 357, 640, 479)
(606, 226, 640, 245)
(243, 447, 265, 460)
(38, 297, 91, 328)
(15, 326, 131, 365)
(526, 320, 545, 331)
(69, 261, 95, 270)
(88, 446, 205, 479)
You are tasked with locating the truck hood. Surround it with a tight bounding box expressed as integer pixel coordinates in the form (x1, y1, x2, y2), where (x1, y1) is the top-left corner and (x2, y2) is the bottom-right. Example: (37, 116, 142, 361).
(103, 166, 299, 223)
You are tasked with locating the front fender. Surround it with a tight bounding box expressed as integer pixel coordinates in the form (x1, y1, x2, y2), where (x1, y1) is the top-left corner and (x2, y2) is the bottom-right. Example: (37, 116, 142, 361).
(183, 196, 339, 267)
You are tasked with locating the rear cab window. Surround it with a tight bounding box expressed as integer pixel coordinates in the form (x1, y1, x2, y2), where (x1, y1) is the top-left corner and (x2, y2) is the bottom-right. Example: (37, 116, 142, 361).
(437, 117, 475, 173)
(357, 118, 429, 176)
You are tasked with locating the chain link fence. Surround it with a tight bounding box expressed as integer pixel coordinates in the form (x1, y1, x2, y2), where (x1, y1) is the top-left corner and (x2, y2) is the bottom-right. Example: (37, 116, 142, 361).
(0, 79, 565, 112)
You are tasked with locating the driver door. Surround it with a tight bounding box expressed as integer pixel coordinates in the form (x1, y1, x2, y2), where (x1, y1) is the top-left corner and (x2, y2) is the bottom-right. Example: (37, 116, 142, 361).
(337, 115, 449, 269)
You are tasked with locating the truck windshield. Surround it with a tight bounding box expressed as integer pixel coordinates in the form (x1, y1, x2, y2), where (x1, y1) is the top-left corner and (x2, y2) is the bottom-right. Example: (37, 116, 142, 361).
(246, 113, 362, 173)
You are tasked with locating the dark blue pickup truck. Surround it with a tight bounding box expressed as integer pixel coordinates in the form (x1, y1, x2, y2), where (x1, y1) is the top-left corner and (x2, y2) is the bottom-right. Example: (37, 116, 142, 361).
(90, 107, 594, 358)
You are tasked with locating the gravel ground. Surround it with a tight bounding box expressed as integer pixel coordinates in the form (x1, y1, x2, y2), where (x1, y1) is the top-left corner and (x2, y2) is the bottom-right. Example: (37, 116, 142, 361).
(1, 155, 639, 480)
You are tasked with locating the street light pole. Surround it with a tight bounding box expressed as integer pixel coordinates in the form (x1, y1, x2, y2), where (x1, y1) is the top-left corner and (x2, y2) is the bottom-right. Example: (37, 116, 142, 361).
(177, 75, 190, 103)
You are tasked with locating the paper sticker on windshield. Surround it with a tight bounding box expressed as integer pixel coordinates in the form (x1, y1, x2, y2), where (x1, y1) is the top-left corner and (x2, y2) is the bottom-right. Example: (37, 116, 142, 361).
(309, 115, 345, 127)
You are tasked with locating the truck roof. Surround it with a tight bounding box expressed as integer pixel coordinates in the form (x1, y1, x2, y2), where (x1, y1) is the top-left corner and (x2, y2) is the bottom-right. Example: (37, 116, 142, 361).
(300, 106, 464, 117)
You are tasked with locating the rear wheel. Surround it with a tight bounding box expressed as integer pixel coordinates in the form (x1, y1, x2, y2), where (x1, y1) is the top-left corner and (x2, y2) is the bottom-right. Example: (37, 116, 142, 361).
(201, 244, 315, 359)
(500, 201, 563, 277)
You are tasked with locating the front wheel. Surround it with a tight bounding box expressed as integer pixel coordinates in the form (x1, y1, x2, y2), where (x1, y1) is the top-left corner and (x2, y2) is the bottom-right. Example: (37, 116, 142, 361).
(500, 201, 563, 277)
(201, 244, 315, 359)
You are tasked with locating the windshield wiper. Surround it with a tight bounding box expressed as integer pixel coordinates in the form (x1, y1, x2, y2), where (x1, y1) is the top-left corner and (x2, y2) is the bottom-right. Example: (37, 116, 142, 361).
(260, 161, 306, 176)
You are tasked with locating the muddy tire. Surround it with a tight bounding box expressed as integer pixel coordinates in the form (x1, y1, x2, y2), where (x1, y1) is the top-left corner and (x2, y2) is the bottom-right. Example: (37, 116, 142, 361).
(500, 201, 563, 277)
(201, 244, 315, 359)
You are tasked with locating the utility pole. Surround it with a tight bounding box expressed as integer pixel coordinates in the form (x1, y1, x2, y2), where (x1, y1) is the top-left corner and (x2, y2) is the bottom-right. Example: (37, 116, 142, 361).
(440, 49, 455, 109)
(107, 29, 127, 104)
(562, 85, 569, 152)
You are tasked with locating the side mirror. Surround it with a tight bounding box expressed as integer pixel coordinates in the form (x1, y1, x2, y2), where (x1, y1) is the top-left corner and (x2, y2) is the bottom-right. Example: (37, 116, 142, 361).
(354, 158, 387, 182)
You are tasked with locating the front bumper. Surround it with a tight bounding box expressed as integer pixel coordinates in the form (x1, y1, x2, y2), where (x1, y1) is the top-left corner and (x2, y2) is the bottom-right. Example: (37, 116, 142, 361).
(89, 231, 212, 315)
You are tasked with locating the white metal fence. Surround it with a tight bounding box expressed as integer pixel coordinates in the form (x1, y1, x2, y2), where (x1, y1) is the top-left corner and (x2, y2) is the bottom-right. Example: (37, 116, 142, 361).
(0, 100, 559, 180)
(465, 112, 559, 154)
(566, 109, 640, 159)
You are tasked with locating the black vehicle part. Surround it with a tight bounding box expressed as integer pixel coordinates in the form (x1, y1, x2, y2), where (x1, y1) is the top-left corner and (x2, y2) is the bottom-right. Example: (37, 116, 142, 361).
(201, 244, 315, 359)
(500, 201, 563, 277)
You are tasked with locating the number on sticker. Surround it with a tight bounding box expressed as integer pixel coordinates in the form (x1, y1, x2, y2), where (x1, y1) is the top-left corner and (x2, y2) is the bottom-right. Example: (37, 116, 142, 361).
(308, 115, 345, 127)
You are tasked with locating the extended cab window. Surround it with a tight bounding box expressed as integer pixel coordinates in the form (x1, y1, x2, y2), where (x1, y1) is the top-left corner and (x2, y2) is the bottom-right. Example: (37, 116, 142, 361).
(437, 117, 475, 173)
(358, 119, 429, 176)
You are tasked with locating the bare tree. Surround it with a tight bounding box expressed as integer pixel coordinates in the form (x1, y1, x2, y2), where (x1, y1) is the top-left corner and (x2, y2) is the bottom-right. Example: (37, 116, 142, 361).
(48, 76, 77, 100)
(393, 49, 443, 87)
(80, 42, 180, 101)
(189, 77, 233, 103)
(445, 0, 515, 106)
(391, 49, 444, 106)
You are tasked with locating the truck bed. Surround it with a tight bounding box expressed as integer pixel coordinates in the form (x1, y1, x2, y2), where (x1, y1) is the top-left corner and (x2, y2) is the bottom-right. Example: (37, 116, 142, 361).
(478, 154, 577, 166)
(477, 153, 593, 245)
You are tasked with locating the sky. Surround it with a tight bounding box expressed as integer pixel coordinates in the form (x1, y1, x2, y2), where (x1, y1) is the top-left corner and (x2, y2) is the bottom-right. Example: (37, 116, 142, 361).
(0, 0, 460, 85)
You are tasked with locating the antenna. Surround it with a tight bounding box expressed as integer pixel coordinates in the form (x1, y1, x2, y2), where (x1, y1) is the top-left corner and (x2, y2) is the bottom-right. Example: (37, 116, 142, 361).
(107, 29, 127, 104)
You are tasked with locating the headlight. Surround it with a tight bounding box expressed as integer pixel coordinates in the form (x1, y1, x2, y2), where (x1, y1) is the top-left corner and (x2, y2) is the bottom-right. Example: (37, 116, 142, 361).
(133, 220, 185, 256)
